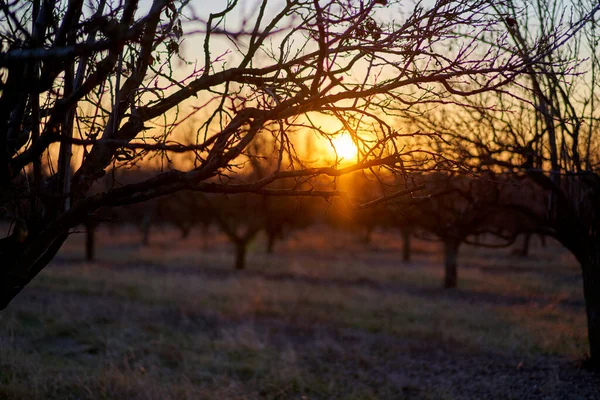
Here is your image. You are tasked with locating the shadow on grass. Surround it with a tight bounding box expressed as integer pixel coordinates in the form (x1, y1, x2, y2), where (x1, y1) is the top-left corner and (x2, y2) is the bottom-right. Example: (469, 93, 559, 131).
(5, 286, 600, 400)
(50, 255, 585, 312)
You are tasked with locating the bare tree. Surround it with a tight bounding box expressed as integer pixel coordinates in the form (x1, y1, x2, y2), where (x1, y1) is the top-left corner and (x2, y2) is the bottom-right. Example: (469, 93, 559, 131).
(0, 0, 562, 309)
(401, 173, 514, 288)
(197, 192, 265, 270)
(408, 0, 600, 365)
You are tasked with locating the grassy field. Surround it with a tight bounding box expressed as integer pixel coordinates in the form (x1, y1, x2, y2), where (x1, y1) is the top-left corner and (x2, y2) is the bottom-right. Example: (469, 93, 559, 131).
(1, 226, 599, 399)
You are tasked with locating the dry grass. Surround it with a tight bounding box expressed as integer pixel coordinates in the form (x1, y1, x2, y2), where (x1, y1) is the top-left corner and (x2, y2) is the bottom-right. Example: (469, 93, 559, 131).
(0, 226, 597, 399)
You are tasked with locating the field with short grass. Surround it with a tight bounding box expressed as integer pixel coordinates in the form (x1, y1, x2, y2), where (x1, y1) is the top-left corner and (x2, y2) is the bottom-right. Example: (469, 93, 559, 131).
(1, 226, 598, 399)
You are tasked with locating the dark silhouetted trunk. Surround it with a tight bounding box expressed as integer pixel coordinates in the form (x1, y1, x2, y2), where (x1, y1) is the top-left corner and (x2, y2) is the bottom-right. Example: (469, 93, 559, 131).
(577, 246, 600, 368)
(583, 263, 600, 366)
(266, 232, 276, 254)
(443, 238, 460, 289)
(141, 214, 152, 246)
(512, 233, 531, 257)
(520, 233, 531, 257)
(0, 232, 68, 310)
(361, 225, 374, 245)
(180, 225, 191, 239)
(85, 220, 96, 261)
(233, 229, 261, 269)
(562, 234, 600, 368)
(401, 226, 411, 263)
(201, 223, 210, 249)
(235, 241, 247, 270)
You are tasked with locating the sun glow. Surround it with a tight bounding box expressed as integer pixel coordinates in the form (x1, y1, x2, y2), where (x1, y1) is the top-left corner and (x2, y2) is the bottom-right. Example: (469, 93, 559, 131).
(331, 134, 358, 161)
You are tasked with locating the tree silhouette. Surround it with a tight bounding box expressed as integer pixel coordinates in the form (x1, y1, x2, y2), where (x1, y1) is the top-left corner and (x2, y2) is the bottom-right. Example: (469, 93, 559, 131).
(407, 0, 600, 366)
(402, 173, 516, 288)
(0, 0, 564, 309)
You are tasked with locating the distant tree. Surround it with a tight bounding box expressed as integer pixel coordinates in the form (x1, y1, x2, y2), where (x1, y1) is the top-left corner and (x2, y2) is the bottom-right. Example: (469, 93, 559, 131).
(262, 195, 314, 254)
(153, 191, 213, 239)
(244, 137, 315, 255)
(201, 146, 315, 268)
(403, 173, 512, 288)
(399, 224, 413, 263)
(84, 218, 97, 261)
(325, 177, 385, 245)
(198, 193, 262, 270)
(385, 208, 416, 263)
(0, 0, 569, 309)
(511, 233, 532, 258)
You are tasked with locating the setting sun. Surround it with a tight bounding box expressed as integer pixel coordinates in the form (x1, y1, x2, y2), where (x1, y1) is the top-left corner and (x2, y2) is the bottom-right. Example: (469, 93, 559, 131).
(331, 134, 358, 160)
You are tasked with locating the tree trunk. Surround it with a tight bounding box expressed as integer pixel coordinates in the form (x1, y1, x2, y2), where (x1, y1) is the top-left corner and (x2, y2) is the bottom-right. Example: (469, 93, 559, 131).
(520, 233, 531, 257)
(266, 232, 276, 254)
(401, 226, 411, 263)
(581, 252, 600, 368)
(443, 239, 461, 289)
(361, 225, 374, 245)
(0, 232, 68, 310)
(85, 221, 96, 261)
(512, 233, 531, 257)
(141, 214, 152, 246)
(235, 241, 247, 270)
(201, 223, 210, 249)
(180, 224, 191, 239)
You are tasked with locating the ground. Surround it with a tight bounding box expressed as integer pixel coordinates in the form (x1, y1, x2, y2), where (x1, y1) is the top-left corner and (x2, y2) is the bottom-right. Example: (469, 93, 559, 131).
(0, 225, 599, 399)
